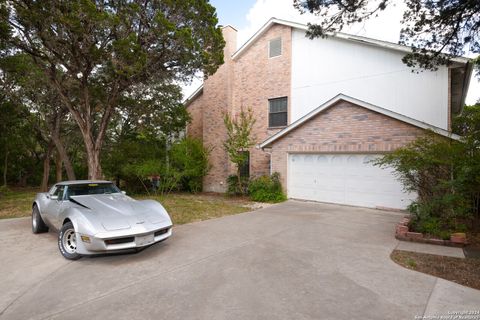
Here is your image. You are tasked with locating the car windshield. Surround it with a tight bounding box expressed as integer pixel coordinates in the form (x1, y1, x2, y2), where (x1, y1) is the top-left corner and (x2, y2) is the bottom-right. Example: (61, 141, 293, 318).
(66, 183, 121, 198)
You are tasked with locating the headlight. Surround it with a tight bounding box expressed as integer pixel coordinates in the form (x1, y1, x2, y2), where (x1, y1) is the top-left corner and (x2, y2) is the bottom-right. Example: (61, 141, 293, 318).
(80, 235, 91, 243)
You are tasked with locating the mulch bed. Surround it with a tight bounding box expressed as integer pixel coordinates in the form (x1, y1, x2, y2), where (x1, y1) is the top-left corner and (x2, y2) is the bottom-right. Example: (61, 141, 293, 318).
(391, 250, 480, 290)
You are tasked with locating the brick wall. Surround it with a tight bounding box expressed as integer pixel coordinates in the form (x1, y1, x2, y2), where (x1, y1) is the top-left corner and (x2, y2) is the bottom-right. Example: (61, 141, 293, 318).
(231, 24, 292, 178)
(268, 100, 425, 189)
(186, 93, 204, 141)
(187, 23, 293, 192)
(201, 26, 237, 192)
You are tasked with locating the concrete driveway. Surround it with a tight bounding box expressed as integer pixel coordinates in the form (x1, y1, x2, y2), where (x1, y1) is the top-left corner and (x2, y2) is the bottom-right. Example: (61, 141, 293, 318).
(0, 201, 479, 320)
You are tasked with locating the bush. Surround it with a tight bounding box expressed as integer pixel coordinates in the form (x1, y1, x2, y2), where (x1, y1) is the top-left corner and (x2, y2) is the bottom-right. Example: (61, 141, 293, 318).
(120, 137, 211, 195)
(169, 138, 211, 193)
(375, 102, 480, 235)
(226, 174, 249, 196)
(248, 172, 286, 203)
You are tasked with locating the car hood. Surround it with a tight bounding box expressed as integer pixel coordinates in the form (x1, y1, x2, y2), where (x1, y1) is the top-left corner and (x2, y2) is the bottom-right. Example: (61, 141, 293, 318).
(70, 194, 168, 231)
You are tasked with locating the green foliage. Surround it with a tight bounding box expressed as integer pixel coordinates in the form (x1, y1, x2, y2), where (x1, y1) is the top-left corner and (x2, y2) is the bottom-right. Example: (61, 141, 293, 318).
(226, 175, 249, 196)
(223, 108, 256, 195)
(1, 0, 225, 178)
(0, 185, 11, 197)
(248, 173, 287, 203)
(0, 93, 42, 187)
(111, 137, 210, 195)
(169, 138, 211, 193)
(122, 159, 181, 195)
(406, 258, 417, 269)
(375, 103, 480, 235)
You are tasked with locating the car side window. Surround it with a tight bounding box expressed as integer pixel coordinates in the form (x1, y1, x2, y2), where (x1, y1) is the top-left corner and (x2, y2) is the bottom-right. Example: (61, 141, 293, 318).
(53, 186, 65, 201)
(48, 186, 57, 195)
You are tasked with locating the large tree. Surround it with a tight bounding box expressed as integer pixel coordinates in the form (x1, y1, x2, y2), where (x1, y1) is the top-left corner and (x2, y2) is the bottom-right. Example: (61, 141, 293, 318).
(294, 0, 479, 71)
(0, 54, 77, 183)
(1, 0, 224, 179)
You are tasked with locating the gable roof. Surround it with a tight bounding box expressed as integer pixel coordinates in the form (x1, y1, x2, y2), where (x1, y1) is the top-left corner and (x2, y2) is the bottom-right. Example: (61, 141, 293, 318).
(232, 18, 471, 64)
(184, 85, 203, 107)
(259, 94, 460, 149)
(185, 18, 472, 110)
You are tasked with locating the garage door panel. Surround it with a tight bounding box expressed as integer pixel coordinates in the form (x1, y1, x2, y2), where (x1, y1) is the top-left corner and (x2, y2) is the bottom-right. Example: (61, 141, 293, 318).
(288, 154, 416, 209)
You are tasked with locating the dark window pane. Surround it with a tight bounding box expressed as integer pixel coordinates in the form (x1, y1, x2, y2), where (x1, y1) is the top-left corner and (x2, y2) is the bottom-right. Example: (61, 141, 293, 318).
(269, 99, 287, 113)
(239, 151, 250, 177)
(269, 112, 287, 127)
(269, 38, 282, 57)
(268, 97, 288, 127)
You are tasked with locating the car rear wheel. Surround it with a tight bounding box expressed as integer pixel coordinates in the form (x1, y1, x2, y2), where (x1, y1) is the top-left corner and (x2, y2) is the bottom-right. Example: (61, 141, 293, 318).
(58, 222, 81, 260)
(32, 205, 49, 234)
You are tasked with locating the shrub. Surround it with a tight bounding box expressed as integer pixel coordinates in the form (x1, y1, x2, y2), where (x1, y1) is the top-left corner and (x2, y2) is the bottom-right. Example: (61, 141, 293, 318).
(121, 137, 211, 195)
(375, 104, 480, 235)
(226, 174, 249, 196)
(169, 138, 211, 193)
(248, 172, 286, 203)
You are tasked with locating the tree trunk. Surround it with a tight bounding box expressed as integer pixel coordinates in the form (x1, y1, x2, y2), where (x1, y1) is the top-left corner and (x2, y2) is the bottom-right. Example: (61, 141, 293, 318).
(84, 137, 103, 180)
(55, 151, 63, 182)
(2, 149, 8, 187)
(237, 167, 243, 195)
(40, 142, 54, 192)
(50, 113, 76, 181)
(19, 173, 31, 187)
(53, 141, 76, 181)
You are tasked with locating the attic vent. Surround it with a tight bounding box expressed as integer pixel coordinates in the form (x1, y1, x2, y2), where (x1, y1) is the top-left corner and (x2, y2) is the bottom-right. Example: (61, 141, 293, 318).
(269, 37, 282, 58)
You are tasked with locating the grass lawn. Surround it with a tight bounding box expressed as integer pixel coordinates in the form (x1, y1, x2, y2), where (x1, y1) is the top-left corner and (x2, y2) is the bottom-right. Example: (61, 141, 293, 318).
(136, 193, 257, 224)
(0, 189, 260, 224)
(391, 250, 480, 290)
(0, 188, 38, 220)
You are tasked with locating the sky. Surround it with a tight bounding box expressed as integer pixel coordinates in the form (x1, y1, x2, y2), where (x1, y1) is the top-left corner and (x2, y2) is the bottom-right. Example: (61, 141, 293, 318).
(184, 0, 479, 104)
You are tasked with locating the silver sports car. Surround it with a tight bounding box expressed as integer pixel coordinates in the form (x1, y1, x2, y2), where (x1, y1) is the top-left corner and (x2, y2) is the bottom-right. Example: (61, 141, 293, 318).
(32, 180, 173, 260)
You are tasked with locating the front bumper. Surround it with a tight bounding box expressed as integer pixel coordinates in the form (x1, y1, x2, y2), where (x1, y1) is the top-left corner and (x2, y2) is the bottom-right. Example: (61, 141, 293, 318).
(75, 225, 172, 255)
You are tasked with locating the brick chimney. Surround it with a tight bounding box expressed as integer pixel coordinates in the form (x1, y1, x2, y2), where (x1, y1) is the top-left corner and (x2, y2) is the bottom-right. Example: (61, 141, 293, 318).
(201, 25, 238, 192)
(221, 25, 238, 59)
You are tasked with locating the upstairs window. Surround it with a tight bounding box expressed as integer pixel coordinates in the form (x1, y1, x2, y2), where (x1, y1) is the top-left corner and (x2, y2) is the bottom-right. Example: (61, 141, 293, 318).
(269, 37, 282, 58)
(269, 97, 288, 127)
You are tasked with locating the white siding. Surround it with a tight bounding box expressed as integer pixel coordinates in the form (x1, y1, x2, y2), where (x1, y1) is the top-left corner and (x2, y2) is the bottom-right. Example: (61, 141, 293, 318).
(291, 29, 449, 130)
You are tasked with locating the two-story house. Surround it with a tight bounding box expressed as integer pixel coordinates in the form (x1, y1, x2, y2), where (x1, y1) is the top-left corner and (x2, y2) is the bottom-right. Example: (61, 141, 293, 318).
(184, 18, 472, 210)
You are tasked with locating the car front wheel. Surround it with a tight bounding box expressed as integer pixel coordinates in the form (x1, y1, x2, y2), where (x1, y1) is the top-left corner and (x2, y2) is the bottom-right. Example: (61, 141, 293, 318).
(58, 222, 81, 260)
(32, 205, 48, 234)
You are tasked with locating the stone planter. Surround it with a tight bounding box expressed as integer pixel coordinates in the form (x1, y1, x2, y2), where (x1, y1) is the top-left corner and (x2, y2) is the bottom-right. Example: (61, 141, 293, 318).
(395, 217, 467, 247)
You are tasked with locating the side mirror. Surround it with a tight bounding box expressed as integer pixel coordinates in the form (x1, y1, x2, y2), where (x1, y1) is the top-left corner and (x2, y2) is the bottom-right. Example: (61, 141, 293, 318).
(50, 195, 59, 201)
(121, 191, 127, 195)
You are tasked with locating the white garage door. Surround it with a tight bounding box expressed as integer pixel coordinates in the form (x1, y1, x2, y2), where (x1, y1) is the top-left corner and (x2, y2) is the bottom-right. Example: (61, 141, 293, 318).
(288, 154, 416, 209)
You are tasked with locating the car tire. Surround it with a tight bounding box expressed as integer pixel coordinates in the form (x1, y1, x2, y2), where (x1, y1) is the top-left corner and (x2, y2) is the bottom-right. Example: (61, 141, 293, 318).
(32, 205, 49, 234)
(58, 222, 81, 260)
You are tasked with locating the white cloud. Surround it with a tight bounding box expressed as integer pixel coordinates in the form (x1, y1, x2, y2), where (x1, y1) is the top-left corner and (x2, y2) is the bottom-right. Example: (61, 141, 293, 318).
(237, 0, 406, 48)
